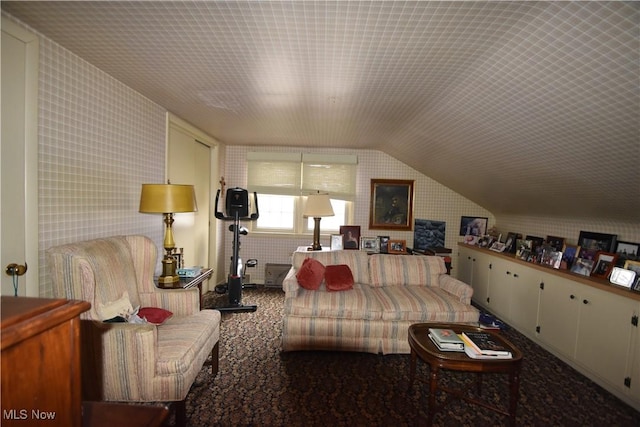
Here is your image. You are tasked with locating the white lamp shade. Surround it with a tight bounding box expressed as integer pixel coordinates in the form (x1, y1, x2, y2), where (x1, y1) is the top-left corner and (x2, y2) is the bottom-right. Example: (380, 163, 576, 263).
(303, 193, 334, 217)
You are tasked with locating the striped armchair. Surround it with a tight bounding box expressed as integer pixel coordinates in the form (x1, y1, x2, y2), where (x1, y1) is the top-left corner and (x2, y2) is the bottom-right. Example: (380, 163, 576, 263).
(46, 235, 220, 426)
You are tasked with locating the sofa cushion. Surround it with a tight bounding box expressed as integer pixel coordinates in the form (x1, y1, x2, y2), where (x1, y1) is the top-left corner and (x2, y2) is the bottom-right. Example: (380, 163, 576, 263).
(292, 250, 370, 285)
(325, 265, 354, 291)
(369, 286, 479, 323)
(138, 307, 174, 325)
(296, 258, 326, 290)
(284, 284, 382, 320)
(368, 254, 446, 287)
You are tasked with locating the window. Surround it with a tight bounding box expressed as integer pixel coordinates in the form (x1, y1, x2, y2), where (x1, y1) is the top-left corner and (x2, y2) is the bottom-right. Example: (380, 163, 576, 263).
(248, 152, 357, 235)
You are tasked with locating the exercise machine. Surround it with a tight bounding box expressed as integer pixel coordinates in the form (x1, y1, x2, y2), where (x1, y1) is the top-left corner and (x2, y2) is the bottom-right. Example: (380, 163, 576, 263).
(213, 187, 259, 313)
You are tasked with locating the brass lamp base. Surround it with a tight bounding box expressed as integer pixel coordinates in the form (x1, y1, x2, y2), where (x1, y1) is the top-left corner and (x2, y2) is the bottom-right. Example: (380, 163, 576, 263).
(158, 255, 180, 285)
(307, 217, 323, 251)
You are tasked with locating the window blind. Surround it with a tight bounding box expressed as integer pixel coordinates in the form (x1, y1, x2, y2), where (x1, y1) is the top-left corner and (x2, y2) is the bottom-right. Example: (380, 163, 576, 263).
(247, 152, 357, 200)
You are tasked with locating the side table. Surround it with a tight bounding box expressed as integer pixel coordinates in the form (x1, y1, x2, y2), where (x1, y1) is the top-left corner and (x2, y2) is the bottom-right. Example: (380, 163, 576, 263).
(155, 268, 213, 309)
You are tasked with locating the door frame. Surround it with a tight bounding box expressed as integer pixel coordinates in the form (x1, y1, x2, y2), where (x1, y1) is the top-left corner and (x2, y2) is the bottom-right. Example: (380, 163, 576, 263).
(1, 17, 39, 296)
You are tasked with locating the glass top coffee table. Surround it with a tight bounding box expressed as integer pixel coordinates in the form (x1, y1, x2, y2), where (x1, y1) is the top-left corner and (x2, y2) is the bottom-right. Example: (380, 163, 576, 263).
(408, 322, 523, 426)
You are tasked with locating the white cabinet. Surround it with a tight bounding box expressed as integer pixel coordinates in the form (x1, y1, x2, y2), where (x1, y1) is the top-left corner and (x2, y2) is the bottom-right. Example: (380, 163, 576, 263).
(456, 246, 474, 286)
(458, 244, 640, 410)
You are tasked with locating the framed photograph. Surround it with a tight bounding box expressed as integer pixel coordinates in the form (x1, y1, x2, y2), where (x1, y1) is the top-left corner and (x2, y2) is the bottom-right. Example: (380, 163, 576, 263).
(360, 237, 380, 253)
(413, 219, 446, 251)
(369, 179, 414, 230)
(614, 240, 640, 266)
(631, 276, 640, 292)
(609, 267, 636, 288)
(571, 258, 595, 276)
(504, 232, 522, 254)
(459, 216, 488, 237)
(330, 234, 344, 250)
(591, 252, 618, 279)
(515, 239, 532, 258)
(624, 260, 640, 275)
(339, 225, 360, 250)
(378, 236, 390, 254)
(546, 236, 565, 251)
(560, 244, 581, 270)
(489, 241, 506, 252)
(388, 239, 407, 254)
(578, 231, 617, 254)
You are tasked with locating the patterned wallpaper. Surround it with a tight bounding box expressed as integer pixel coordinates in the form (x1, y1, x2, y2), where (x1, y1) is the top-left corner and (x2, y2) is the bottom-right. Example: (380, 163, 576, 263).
(36, 29, 166, 297)
(221, 145, 495, 284)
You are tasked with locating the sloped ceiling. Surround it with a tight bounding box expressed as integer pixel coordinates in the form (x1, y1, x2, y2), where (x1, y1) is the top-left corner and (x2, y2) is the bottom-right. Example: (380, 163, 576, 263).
(3, 1, 638, 222)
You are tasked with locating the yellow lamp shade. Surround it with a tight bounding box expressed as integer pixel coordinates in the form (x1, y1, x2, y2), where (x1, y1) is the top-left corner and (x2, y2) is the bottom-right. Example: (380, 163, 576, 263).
(139, 184, 197, 213)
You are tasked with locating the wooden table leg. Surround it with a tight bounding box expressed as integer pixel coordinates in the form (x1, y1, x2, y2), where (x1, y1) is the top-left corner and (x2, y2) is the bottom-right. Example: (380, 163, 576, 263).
(427, 365, 439, 426)
(409, 349, 417, 389)
(508, 369, 520, 427)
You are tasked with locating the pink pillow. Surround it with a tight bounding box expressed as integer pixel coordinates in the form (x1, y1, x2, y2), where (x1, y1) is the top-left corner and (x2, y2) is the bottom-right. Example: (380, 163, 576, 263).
(296, 258, 325, 290)
(138, 307, 173, 325)
(325, 264, 354, 291)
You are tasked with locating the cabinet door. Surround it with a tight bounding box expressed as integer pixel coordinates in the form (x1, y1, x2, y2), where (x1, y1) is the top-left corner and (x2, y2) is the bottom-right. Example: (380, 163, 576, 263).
(537, 274, 580, 357)
(484, 257, 508, 319)
(576, 287, 638, 391)
(472, 252, 491, 310)
(506, 263, 540, 337)
(456, 247, 474, 285)
(629, 317, 640, 405)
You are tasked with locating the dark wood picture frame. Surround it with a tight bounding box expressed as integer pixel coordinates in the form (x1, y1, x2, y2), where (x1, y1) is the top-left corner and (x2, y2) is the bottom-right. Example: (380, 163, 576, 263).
(369, 179, 414, 231)
(378, 236, 390, 254)
(591, 251, 618, 279)
(614, 240, 640, 267)
(578, 231, 617, 254)
(339, 225, 360, 250)
(388, 239, 407, 254)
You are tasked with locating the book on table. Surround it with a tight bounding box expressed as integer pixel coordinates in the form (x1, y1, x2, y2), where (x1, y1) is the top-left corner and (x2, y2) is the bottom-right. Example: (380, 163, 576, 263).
(460, 332, 512, 357)
(428, 328, 464, 351)
(428, 334, 464, 352)
(462, 344, 512, 359)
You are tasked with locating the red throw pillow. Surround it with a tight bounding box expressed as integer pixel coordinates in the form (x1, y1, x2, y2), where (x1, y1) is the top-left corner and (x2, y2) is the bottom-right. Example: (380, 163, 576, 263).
(324, 264, 355, 291)
(138, 307, 173, 325)
(296, 258, 325, 290)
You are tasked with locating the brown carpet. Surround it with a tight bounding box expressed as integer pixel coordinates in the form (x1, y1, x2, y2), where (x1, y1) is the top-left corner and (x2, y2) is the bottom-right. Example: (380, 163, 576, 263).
(180, 287, 640, 426)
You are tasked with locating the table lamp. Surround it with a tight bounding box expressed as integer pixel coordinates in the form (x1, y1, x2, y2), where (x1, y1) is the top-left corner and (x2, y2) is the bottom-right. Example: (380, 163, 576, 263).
(139, 183, 197, 284)
(303, 192, 334, 251)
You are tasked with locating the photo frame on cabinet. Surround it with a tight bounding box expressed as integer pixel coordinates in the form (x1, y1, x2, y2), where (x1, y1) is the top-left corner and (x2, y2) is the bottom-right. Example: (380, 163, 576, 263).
(546, 236, 565, 251)
(330, 234, 344, 250)
(369, 179, 414, 230)
(614, 241, 640, 267)
(339, 225, 360, 250)
(560, 244, 581, 270)
(570, 258, 595, 276)
(504, 232, 521, 254)
(624, 260, 640, 276)
(591, 252, 618, 279)
(578, 231, 617, 254)
(388, 239, 407, 254)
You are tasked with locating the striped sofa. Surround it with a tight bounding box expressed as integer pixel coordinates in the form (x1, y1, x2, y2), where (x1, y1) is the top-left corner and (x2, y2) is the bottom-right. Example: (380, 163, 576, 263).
(282, 249, 479, 354)
(47, 235, 220, 425)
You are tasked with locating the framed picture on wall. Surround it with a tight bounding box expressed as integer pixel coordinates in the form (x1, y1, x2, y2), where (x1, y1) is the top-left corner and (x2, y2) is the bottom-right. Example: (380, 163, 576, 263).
(339, 225, 360, 250)
(413, 219, 446, 251)
(369, 179, 414, 231)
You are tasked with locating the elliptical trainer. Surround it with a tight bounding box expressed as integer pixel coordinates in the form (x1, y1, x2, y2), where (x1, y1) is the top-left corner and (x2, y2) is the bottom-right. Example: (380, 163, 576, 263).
(213, 187, 259, 313)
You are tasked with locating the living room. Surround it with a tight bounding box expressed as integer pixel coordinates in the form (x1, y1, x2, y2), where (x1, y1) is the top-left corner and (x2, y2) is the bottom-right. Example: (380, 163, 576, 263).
(1, 2, 639, 425)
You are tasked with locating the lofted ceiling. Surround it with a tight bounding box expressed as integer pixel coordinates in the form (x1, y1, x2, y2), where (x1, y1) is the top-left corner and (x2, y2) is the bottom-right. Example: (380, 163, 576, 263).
(3, 1, 639, 222)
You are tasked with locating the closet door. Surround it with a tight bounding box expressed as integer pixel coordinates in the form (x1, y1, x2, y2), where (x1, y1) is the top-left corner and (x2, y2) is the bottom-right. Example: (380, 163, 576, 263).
(167, 119, 213, 285)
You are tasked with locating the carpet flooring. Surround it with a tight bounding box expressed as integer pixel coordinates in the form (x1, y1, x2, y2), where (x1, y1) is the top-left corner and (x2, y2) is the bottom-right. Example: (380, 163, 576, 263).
(179, 287, 640, 426)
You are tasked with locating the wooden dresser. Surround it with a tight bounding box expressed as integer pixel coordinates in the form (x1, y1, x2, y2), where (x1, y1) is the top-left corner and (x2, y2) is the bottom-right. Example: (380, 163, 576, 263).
(1, 296, 90, 427)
